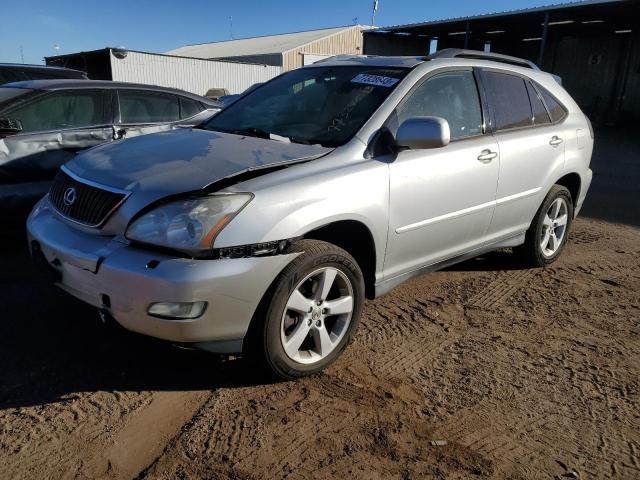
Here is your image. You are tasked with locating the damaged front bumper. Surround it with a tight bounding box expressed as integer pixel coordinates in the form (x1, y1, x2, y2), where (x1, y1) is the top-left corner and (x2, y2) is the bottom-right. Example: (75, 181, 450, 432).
(26, 197, 298, 353)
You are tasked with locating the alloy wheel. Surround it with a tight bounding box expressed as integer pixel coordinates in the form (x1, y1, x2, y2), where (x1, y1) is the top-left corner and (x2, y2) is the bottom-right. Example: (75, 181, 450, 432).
(540, 197, 569, 258)
(280, 267, 354, 364)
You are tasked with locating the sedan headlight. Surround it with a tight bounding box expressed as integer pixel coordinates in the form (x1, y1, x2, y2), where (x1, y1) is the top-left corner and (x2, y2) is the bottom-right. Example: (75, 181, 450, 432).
(126, 193, 252, 253)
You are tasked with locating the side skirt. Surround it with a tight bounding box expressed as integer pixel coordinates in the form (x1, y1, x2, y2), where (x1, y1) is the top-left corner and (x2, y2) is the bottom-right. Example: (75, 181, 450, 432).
(374, 233, 525, 298)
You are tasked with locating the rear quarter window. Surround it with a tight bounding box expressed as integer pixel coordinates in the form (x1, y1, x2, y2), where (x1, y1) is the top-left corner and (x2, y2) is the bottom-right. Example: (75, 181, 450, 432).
(179, 97, 203, 119)
(538, 86, 567, 123)
(526, 81, 551, 125)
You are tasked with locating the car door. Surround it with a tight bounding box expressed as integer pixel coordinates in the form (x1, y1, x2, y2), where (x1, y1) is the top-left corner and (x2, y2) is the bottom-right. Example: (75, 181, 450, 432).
(382, 68, 500, 280)
(480, 69, 567, 240)
(0, 88, 112, 185)
(115, 90, 210, 140)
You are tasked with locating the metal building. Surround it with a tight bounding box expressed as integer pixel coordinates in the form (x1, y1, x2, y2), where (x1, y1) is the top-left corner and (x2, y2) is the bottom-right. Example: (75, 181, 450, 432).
(363, 0, 640, 125)
(46, 48, 281, 95)
(167, 25, 368, 71)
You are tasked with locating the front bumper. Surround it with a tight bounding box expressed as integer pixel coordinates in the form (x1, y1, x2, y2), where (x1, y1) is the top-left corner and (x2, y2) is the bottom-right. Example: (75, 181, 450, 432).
(27, 198, 298, 353)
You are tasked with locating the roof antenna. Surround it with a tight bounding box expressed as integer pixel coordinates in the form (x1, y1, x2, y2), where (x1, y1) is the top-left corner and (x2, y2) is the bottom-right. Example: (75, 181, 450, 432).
(229, 16, 234, 40)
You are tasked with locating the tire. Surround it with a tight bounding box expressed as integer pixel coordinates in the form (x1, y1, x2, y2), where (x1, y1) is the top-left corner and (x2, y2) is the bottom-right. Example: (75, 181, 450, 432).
(246, 239, 365, 380)
(517, 184, 574, 267)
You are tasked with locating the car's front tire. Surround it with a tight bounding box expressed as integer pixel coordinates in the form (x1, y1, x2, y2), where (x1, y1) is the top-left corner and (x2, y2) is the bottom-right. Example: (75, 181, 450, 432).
(247, 239, 364, 380)
(518, 184, 574, 267)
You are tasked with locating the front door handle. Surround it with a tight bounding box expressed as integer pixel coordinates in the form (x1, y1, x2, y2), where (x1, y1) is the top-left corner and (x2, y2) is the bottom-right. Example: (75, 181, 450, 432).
(477, 149, 498, 163)
(549, 135, 564, 146)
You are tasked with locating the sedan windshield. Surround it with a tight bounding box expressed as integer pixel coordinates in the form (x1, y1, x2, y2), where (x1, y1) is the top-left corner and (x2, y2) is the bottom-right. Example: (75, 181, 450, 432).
(202, 66, 408, 147)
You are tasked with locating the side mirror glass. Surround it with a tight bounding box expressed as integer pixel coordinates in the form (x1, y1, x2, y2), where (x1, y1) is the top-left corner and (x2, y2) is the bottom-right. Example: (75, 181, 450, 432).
(395, 116, 450, 150)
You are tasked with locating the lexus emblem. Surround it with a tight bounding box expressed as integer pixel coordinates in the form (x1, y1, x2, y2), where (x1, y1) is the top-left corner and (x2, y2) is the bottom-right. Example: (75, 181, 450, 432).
(63, 187, 77, 206)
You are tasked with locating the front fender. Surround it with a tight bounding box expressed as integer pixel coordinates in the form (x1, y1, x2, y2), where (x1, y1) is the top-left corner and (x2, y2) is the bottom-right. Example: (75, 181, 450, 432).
(215, 158, 390, 273)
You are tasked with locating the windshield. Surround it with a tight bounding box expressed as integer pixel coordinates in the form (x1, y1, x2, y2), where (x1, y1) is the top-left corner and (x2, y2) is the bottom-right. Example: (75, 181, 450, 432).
(0, 87, 32, 109)
(202, 66, 408, 147)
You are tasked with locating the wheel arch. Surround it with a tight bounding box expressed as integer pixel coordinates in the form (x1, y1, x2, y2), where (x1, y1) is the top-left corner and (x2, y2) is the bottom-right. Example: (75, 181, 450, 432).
(302, 220, 377, 299)
(553, 172, 581, 216)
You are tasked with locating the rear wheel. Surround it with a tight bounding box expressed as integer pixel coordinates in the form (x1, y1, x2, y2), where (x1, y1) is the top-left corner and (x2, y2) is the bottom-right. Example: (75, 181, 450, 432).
(248, 239, 365, 379)
(518, 185, 573, 267)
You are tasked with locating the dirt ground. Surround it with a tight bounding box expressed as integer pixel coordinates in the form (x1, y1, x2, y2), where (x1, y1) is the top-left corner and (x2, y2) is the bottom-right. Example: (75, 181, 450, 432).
(1, 129, 638, 479)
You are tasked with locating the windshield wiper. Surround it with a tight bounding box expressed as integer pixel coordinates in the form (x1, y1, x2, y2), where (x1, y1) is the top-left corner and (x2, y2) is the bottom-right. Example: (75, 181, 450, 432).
(237, 127, 271, 139)
(202, 125, 321, 146)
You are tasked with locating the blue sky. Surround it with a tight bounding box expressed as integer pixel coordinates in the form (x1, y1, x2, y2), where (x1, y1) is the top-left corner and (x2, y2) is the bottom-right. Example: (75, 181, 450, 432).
(1, 0, 574, 64)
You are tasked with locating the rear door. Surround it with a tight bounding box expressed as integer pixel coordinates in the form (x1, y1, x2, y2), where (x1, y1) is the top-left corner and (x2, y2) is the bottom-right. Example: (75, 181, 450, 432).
(480, 69, 567, 240)
(383, 68, 500, 279)
(115, 90, 210, 140)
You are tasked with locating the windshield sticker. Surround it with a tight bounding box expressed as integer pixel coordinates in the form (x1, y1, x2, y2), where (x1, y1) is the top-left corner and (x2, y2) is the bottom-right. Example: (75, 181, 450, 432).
(351, 74, 400, 88)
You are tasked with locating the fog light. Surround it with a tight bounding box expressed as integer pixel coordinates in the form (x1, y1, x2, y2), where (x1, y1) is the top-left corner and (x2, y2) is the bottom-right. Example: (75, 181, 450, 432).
(147, 301, 207, 320)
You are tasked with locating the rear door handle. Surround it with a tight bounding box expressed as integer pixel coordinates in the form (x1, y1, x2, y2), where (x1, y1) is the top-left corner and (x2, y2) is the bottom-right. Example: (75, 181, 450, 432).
(549, 136, 564, 146)
(477, 149, 498, 163)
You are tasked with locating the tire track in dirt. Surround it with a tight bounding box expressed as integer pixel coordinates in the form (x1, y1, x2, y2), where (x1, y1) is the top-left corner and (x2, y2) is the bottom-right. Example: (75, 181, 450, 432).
(468, 269, 535, 309)
(81, 390, 210, 479)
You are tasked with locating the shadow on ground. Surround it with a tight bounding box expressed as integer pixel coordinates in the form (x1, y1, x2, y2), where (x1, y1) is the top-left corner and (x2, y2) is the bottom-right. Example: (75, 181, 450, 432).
(0, 234, 277, 410)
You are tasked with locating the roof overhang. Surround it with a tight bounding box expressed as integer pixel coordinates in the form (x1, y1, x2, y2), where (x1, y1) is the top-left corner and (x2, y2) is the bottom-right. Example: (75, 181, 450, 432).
(365, 0, 638, 41)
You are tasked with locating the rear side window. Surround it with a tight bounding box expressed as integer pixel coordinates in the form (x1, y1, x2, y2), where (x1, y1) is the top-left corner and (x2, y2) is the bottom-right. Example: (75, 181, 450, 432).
(4, 90, 107, 133)
(397, 70, 483, 140)
(483, 71, 533, 131)
(538, 86, 567, 123)
(526, 81, 551, 125)
(118, 90, 180, 124)
(179, 97, 203, 119)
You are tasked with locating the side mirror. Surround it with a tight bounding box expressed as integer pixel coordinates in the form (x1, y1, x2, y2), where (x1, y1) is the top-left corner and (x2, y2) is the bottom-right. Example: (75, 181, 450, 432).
(0, 117, 23, 136)
(395, 116, 450, 150)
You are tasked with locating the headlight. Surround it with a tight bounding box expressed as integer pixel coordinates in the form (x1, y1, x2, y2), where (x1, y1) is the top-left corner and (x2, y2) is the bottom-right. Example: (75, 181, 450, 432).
(125, 193, 252, 252)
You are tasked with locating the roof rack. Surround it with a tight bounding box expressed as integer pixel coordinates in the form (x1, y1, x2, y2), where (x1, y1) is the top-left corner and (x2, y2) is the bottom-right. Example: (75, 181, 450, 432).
(426, 49, 539, 71)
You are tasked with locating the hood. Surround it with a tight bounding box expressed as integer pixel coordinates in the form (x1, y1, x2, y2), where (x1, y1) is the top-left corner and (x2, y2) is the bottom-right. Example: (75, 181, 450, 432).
(65, 128, 331, 194)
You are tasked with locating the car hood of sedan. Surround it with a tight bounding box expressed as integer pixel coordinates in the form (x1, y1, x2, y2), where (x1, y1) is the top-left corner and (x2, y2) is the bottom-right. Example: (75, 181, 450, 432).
(65, 128, 331, 194)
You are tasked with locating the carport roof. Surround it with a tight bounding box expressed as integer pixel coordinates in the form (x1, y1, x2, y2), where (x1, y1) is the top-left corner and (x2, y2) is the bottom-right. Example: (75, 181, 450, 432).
(367, 0, 636, 37)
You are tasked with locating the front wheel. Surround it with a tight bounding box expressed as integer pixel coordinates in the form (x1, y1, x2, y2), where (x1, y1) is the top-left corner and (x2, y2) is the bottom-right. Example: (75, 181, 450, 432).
(517, 184, 574, 267)
(248, 240, 365, 379)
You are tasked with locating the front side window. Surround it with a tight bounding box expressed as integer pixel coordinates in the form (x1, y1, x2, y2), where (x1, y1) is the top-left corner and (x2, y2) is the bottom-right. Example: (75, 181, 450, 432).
(483, 71, 533, 131)
(118, 90, 180, 124)
(396, 70, 483, 140)
(203, 66, 408, 147)
(4, 89, 107, 133)
(0, 87, 32, 107)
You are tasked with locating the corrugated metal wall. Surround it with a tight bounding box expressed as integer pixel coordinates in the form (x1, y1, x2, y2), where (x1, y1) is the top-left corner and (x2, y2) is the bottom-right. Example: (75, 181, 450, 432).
(109, 51, 282, 95)
(283, 26, 365, 70)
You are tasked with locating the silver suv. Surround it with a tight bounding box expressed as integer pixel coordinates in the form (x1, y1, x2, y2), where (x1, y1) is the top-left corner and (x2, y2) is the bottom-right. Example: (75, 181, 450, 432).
(28, 50, 593, 379)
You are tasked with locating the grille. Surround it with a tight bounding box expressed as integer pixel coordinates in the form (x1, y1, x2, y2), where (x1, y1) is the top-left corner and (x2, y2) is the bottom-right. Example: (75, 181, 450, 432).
(49, 169, 128, 227)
